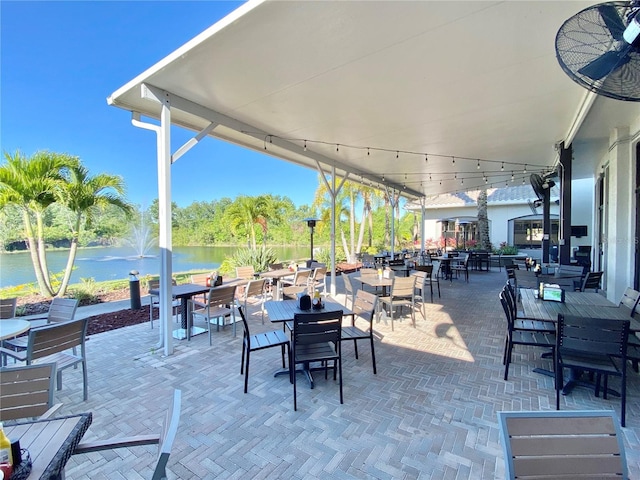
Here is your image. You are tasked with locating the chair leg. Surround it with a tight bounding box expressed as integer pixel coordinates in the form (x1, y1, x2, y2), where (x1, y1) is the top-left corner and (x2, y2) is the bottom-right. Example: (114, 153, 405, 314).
(338, 348, 343, 405)
(369, 336, 377, 374)
(292, 359, 298, 411)
(353, 339, 359, 359)
(243, 350, 250, 394)
(555, 365, 563, 410)
(82, 360, 88, 401)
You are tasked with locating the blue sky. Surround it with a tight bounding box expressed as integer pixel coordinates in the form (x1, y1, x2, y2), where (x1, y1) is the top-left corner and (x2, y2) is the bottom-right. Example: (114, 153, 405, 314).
(1, 1, 320, 208)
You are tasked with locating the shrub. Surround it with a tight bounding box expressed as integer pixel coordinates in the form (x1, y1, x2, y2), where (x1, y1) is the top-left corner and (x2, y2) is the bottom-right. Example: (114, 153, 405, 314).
(68, 277, 100, 305)
(219, 247, 278, 276)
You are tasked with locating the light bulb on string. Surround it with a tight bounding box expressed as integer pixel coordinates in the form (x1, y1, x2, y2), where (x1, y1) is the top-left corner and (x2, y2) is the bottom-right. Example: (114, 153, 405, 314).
(396, 151, 399, 159)
(429, 174, 432, 181)
(522, 178, 525, 185)
(511, 172, 514, 182)
(523, 164, 527, 174)
(477, 159, 480, 169)
(452, 156, 455, 165)
(367, 148, 370, 156)
(501, 162, 504, 171)
(336, 144, 339, 152)
(425, 154, 428, 163)
(303, 140, 307, 151)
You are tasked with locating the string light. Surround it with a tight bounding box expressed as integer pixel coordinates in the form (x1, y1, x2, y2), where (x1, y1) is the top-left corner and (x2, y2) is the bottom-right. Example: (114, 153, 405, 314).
(367, 148, 370, 156)
(501, 162, 504, 171)
(477, 159, 480, 169)
(336, 144, 339, 152)
(396, 151, 399, 159)
(303, 140, 307, 151)
(425, 154, 428, 163)
(523, 164, 527, 174)
(511, 172, 515, 182)
(452, 156, 456, 165)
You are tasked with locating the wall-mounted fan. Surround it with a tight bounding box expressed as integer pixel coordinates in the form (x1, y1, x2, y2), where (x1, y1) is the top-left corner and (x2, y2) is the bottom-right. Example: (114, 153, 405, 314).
(555, 1, 640, 101)
(530, 173, 555, 201)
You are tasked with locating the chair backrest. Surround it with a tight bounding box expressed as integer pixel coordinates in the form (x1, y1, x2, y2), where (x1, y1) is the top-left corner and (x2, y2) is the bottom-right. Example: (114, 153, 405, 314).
(244, 278, 267, 299)
(343, 273, 354, 295)
(207, 285, 237, 307)
(293, 269, 311, 287)
(293, 310, 343, 349)
(497, 410, 628, 479)
(152, 389, 182, 480)
(0, 363, 57, 421)
(47, 297, 79, 323)
(618, 287, 640, 314)
(312, 266, 328, 281)
(352, 290, 378, 324)
(148, 278, 177, 292)
(236, 266, 255, 279)
(579, 271, 603, 291)
(190, 272, 216, 286)
(0, 297, 17, 319)
(557, 314, 629, 358)
(499, 291, 515, 331)
(26, 318, 89, 363)
(269, 262, 284, 271)
(414, 264, 433, 276)
(391, 276, 416, 298)
(431, 260, 441, 277)
(360, 268, 377, 276)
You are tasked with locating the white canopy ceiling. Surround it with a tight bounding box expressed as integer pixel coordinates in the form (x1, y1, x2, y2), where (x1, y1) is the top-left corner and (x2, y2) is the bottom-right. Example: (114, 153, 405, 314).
(109, 0, 639, 200)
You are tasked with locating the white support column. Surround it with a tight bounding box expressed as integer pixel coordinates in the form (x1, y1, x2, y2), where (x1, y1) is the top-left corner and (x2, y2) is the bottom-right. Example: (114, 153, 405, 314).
(387, 187, 397, 258)
(420, 197, 426, 255)
(158, 98, 174, 357)
(315, 162, 346, 297)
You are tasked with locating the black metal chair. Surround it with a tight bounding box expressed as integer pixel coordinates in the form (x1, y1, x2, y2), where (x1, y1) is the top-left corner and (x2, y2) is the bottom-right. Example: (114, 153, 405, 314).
(575, 271, 603, 292)
(291, 310, 343, 411)
(499, 291, 555, 381)
(555, 314, 630, 427)
(238, 306, 290, 394)
(450, 254, 470, 282)
(341, 290, 378, 374)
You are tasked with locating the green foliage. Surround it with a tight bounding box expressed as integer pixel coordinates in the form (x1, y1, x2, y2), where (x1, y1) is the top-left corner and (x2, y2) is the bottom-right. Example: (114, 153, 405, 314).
(495, 242, 519, 254)
(68, 277, 100, 303)
(315, 246, 346, 265)
(219, 247, 278, 276)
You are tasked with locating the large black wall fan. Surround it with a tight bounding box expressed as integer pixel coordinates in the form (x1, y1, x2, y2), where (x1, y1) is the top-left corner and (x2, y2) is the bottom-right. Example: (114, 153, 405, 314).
(555, 1, 640, 101)
(530, 173, 555, 201)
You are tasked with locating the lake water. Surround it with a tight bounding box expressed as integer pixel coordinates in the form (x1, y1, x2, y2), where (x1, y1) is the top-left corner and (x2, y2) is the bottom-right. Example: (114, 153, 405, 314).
(0, 246, 309, 288)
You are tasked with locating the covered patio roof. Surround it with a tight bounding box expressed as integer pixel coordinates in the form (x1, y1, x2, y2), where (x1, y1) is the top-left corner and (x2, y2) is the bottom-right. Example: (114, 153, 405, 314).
(109, 0, 638, 197)
(108, 0, 640, 354)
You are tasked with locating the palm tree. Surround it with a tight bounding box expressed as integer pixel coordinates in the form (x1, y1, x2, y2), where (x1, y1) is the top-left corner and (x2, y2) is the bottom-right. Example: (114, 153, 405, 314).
(225, 195, 273, 249)
(477, 187, 491, 250)
(0, 150, 72, 296)
(56, 161, 133, 296)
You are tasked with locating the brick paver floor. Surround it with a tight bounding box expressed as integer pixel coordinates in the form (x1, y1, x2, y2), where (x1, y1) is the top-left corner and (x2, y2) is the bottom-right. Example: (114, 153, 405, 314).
(49, 268, 639, 479)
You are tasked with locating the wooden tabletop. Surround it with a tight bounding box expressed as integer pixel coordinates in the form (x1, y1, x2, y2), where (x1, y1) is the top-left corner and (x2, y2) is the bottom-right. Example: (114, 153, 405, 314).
(264, 297, 353, 323)
(520, 288, 640, 331)
(5, 413, 92, 479)
(352, 275, 392, 288)
(0, 318, 31, 341)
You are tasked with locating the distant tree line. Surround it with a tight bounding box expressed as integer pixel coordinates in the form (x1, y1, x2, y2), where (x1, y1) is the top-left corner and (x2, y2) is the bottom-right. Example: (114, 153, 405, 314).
(0, 150, 418, 296)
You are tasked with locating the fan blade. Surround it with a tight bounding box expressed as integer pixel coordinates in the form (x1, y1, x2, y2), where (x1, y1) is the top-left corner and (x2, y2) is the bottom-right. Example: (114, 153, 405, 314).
(578, 49, 631, 80)
(598, 4, 626, 41)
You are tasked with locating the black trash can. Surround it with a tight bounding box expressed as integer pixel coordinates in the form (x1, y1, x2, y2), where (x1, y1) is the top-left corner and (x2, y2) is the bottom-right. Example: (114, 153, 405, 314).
(129, 270, 141, 310)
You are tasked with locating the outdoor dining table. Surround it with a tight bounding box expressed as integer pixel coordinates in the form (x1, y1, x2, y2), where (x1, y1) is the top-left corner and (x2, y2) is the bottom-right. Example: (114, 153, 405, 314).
(433, 256, 463, 280)
(260, 267, 309, 300)
(264, 297, 353, 388)
(0, 318, 30, 341)
(149, 283, 210, 340)
(515, 270, 581, 290)
(519, 287, 639, 394)
(520, 288, 639, 329)
(352, 274, 393, 296)
(4, 413, 92, 480)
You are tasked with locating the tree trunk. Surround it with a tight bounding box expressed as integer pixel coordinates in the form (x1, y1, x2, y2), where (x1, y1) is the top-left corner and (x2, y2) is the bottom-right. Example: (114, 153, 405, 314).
(35, 212, 53, 292)
(57, 215, 82, 296)
(477, 188, 491, 250)
(23, 211, 53, 297)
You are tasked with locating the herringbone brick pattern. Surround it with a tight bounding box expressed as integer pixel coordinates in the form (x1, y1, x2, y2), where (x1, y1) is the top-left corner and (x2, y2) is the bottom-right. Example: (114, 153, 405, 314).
(50, 269, 639, 479)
